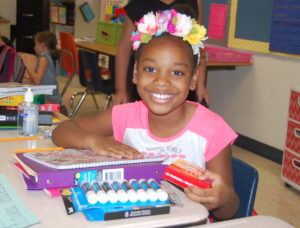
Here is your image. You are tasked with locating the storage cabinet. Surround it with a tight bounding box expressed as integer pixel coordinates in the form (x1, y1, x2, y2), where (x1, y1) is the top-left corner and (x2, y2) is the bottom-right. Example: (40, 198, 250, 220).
(282, 88, 300, 190)
(16, 0, 50, 53)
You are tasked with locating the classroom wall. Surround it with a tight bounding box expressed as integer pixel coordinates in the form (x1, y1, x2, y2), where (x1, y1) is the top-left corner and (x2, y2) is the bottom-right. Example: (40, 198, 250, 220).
(74, 0, 100, 39)
(207, 53, 300, 151)
(0, 0, 16, 24)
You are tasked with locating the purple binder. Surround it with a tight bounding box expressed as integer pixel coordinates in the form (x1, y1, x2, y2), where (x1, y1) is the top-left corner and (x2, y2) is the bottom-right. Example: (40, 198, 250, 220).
(15, 153, 167, 190)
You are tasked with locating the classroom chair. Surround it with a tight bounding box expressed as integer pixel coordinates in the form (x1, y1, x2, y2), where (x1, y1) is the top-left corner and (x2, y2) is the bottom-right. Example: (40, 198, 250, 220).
(69, 49, 114, 118)
(59, 32, 79, 97)
(232, 157, 259, 218)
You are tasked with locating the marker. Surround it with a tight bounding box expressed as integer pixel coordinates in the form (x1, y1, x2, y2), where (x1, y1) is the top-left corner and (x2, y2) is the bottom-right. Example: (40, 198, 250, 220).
(120, 180, 138, 203)
(91, 181, 108, 204)
(0, 136, 43, 142)
(82, 182, 98, 204)
(101, 181, 118, 203)
(139, 179, 158, 202)
(129, 179, 148, 202)
(14, 147, 64, 153)
(111, 181, 128, 203)
(148, 179, 169, 201)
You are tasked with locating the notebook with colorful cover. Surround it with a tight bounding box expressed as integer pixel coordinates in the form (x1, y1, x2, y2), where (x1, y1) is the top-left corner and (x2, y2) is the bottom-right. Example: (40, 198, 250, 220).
(13, 151, 167, 190)
(23, 148, 166, 170)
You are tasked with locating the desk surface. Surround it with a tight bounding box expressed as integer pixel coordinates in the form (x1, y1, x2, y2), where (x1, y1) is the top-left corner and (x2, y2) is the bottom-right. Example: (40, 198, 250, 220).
(0, 131, 208, 227)
(199, 215, 294, 228)
(76, 41, 118, 56)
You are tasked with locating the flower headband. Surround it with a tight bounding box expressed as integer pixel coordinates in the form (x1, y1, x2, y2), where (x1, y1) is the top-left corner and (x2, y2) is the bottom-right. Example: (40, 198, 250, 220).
(130, 9, 207, 63)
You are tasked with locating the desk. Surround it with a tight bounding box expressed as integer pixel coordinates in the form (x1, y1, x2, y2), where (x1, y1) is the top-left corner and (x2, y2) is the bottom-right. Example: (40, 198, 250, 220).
(0, 131, 208, 227)
(199, 215, 294, 228)
(76, 41, 118, 56)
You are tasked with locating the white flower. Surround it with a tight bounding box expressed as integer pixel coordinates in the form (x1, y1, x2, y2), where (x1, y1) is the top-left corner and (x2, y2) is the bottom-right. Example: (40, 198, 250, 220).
(137, 12, 158, 35)
(173, 14, 193, 37)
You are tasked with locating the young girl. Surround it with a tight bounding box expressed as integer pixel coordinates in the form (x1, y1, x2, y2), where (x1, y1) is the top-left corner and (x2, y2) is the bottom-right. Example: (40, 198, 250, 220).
(52, 10, 239, 220)
(20, 31, 62, 105)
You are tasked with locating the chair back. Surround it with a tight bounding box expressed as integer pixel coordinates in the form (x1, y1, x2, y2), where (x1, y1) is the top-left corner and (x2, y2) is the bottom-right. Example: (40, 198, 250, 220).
(78, 49, 114, 95)
(232, 157, 259, 218)
(59, 32, 79, 74)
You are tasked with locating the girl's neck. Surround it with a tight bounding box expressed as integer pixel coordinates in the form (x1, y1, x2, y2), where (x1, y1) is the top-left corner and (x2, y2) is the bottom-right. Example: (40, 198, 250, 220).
(160, 0, 175, 5)
(148, 102, 197, 138)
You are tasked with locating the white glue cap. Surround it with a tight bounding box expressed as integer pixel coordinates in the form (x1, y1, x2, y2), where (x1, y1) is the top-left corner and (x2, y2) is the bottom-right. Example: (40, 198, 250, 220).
(147, 188, 158, 202)
(97, 191, 108, 204)
(86, 190, 98, 204)
(127, 190, 139, 203)
(24, 88, 34, 102)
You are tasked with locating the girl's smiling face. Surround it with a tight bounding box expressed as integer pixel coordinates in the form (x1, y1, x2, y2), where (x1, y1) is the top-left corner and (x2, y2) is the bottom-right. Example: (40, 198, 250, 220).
(133, 35, 198, 116)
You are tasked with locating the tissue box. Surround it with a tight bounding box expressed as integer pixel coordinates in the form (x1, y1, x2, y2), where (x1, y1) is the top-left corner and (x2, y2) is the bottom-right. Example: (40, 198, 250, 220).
(96, 21, 124, 46)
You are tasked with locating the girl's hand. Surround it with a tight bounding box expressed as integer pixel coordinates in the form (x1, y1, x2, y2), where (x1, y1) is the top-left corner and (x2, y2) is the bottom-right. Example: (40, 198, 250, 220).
(184, 170, 233, 211)
(112, 90, 130, 105)
(89, 136, 143, 159)
(19, 53, 29, 68)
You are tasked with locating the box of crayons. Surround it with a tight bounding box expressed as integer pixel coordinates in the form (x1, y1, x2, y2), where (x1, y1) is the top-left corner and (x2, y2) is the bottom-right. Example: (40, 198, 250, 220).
(61, 178, 173, 221)
(163, 159, 212, 189)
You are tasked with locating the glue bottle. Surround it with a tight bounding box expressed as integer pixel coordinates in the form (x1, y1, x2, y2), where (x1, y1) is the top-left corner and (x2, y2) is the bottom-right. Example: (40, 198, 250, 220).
(17, 88, 39, 136)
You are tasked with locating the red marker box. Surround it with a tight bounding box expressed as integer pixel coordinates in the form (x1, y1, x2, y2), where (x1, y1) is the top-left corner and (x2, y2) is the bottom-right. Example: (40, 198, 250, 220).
(163, 159, 212, 189)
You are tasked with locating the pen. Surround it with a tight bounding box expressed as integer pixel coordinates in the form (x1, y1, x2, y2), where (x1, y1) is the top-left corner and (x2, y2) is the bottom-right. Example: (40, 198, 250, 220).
(0, 136, 43, 142)
(14, 147, 64, 153)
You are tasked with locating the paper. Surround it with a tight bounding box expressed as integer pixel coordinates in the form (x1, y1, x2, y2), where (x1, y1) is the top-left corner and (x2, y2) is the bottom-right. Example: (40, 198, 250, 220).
(0, 173, 40, 227)
(0, 82, 56, 99)
(208, 4, 228, 40)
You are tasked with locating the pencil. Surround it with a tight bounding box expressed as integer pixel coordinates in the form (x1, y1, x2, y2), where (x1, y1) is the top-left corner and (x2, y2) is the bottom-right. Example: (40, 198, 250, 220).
(14, 147, 64, 153)
(0, 136, 43, 142)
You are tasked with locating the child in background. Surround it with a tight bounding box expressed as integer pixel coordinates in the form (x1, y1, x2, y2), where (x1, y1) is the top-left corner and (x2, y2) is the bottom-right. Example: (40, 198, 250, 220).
(20, 31, 62, 106)
(52, 10, 239, 220)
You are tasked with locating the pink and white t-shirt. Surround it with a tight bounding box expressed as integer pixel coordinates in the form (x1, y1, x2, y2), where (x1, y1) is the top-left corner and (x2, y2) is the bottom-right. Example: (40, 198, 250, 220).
(112, 101, 237, 167)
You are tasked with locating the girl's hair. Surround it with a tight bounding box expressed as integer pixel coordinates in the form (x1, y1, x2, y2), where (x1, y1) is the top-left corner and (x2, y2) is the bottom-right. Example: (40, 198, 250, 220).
(134, 33, 198, 73)
(35, 31, 59, 60)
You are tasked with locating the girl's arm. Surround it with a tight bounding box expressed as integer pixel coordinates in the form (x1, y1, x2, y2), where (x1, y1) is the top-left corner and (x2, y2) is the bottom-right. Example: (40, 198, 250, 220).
(113, 16, 136, 105)
(184, 145, 239, 220)
(196, 0, 210, 105)
(22, 55, 47, 85)
(196, 48, 210, 105)
(197, 0, 204, 24)
(52, 108, 142, 159)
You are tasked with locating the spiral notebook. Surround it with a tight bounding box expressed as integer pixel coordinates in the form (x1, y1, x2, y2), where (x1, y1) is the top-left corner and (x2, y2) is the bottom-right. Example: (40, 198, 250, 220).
(23, 149, 166, 170)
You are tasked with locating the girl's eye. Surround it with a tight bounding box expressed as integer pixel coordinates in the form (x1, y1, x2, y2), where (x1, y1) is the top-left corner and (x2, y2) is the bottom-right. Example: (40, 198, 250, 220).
(144, 67, 156, 73)
(173, 71, 184, 76)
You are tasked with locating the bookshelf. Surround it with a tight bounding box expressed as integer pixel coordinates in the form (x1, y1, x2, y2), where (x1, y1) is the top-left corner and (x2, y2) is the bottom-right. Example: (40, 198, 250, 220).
(50, 0, 75, 38)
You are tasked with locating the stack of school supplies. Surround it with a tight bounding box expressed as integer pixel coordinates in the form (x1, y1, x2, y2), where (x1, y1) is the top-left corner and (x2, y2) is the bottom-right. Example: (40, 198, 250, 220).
(0, 83, 57, 130)
(13, 148, 167, 190)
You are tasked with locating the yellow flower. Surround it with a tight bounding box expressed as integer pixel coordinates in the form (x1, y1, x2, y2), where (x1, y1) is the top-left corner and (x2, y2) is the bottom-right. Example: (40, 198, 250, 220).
(183, 24, 207, 45)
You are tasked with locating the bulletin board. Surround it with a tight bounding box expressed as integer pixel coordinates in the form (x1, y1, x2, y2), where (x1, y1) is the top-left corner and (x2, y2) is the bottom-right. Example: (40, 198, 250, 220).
(228, 0, 272, 53)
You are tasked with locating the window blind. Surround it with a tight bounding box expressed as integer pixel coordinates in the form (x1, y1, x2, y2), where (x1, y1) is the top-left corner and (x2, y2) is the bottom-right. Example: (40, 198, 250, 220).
(269, 0, 300, 55)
